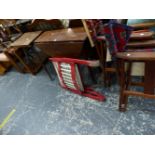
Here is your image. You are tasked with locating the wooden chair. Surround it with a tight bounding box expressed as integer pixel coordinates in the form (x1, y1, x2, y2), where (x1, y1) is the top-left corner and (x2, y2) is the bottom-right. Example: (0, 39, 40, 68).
(86, 20, 133, 86)
(82, 20, 132, 86)
(49, 57, 105, 101)
(116, 52, 155, 111)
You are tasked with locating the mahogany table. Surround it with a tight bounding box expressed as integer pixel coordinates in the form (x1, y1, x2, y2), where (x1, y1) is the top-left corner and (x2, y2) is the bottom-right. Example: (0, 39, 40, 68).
(34, 27, 87, 58)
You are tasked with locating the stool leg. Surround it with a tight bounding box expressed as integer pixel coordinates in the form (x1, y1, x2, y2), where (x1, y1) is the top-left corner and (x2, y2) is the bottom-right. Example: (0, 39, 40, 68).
(124, 62, 132, 110)
(119, 61, 132, 111)
(118, 59, 127, 111)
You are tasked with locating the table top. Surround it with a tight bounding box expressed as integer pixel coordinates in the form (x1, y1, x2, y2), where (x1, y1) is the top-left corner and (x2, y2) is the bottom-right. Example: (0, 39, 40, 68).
(116, 52, 155, 61)
(34, 27, 87, 43)
(10, 31, 42, 47)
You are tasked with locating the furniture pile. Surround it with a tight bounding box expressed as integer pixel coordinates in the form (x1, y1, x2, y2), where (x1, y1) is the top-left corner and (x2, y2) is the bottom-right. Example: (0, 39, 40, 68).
(1, 19, 155, 111)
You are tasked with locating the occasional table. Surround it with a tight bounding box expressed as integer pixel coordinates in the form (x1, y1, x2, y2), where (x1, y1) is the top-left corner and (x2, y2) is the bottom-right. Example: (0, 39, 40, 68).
(116, 52, 155, 111)
(10, 31, 47, 74)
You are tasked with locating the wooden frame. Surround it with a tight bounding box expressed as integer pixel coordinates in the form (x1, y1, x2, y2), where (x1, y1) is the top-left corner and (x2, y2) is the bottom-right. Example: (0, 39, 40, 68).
(116, 52, 155, 112)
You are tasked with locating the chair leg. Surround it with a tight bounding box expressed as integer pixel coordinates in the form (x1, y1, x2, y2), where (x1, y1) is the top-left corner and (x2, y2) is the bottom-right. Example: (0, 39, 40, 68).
(88, 66, 98, 84)
(95, 40, 108, 86)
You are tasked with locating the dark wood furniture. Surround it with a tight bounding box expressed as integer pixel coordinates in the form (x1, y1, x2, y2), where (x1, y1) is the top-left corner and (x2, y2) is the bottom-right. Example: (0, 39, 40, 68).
(127, 22, 155, 49)
(10, 31, 47, 74)
(27, 19, 64, 32)
(0, 19, 21, 35)
(4, 47, 29, 73)
(69, 19, 83, 28)
(130, 22, 155, 30)
(130, 31, 155, 40)
(34, 27, 87, 58)
(116, 52, 155, 112)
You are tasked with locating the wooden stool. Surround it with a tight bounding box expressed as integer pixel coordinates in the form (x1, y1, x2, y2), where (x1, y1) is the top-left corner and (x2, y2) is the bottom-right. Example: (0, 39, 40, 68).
(116, 52, 155, 112)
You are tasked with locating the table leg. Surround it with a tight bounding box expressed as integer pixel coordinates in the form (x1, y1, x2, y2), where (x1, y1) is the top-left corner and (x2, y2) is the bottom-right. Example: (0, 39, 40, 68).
(4, 52, 24, 73)
(13, 48, 34, 74)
